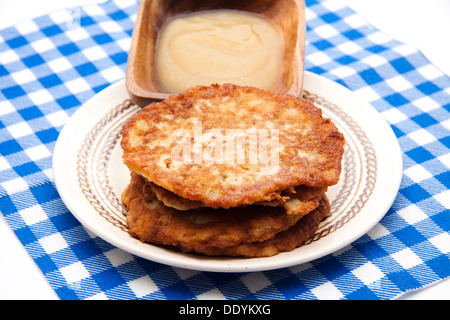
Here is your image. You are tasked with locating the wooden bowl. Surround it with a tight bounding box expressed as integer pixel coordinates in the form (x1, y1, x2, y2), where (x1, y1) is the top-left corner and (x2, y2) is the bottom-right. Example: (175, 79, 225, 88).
(126, 0, 305, 107)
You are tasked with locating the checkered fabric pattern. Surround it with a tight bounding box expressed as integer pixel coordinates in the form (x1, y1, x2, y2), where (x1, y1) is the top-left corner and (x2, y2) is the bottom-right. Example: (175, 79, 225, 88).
(0, 0, 449, 300)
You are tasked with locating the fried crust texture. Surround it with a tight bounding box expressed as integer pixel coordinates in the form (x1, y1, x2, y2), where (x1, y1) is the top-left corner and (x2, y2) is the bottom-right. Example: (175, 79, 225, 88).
(121, 84, 345, 209)
(150, 179, 326, 216)
(183, 196, 330, 257)
(122, 173, 305, 251)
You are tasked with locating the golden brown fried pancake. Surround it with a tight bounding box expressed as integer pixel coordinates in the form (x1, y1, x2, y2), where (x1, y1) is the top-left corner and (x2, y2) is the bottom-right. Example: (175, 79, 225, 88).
(181, 196, 330, 257)
(150, 179, 326, 216)
(122, 173, 305, 251)
(121, 84, 345, 209)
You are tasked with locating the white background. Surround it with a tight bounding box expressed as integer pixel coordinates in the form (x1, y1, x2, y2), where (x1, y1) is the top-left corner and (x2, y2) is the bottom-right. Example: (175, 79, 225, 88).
(0, 0, 449, 299)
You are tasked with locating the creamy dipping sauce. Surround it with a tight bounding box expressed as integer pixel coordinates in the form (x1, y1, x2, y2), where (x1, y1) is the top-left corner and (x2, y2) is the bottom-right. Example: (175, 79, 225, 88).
(155, 10, 284, 93)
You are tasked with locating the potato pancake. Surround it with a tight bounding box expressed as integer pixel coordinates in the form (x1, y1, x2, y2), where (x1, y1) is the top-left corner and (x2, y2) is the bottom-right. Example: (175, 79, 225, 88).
(122, 173, 305, 251)
(121, 84, 345, 209)
(183, 196, 330, 257)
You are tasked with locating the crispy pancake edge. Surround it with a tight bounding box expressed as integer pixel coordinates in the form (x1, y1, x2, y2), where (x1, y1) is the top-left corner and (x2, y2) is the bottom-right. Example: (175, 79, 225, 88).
(150, 177, 326, 216)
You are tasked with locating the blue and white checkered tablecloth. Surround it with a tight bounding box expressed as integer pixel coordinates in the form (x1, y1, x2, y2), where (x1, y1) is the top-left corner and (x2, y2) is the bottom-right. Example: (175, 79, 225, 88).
(0, 0, 449, 300)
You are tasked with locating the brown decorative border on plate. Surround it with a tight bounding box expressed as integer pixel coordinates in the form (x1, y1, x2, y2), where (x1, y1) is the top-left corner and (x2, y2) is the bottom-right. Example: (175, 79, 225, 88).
(77, 99, 138, 232)
(302, 91, 377, 243)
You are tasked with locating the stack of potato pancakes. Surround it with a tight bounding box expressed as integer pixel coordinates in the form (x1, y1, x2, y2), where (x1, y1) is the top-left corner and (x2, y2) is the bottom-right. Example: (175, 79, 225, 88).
(120, 84, 345, 257)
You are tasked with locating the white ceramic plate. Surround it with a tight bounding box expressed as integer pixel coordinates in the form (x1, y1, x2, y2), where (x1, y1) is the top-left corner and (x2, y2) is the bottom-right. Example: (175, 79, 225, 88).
(53, 71, 402, 272)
